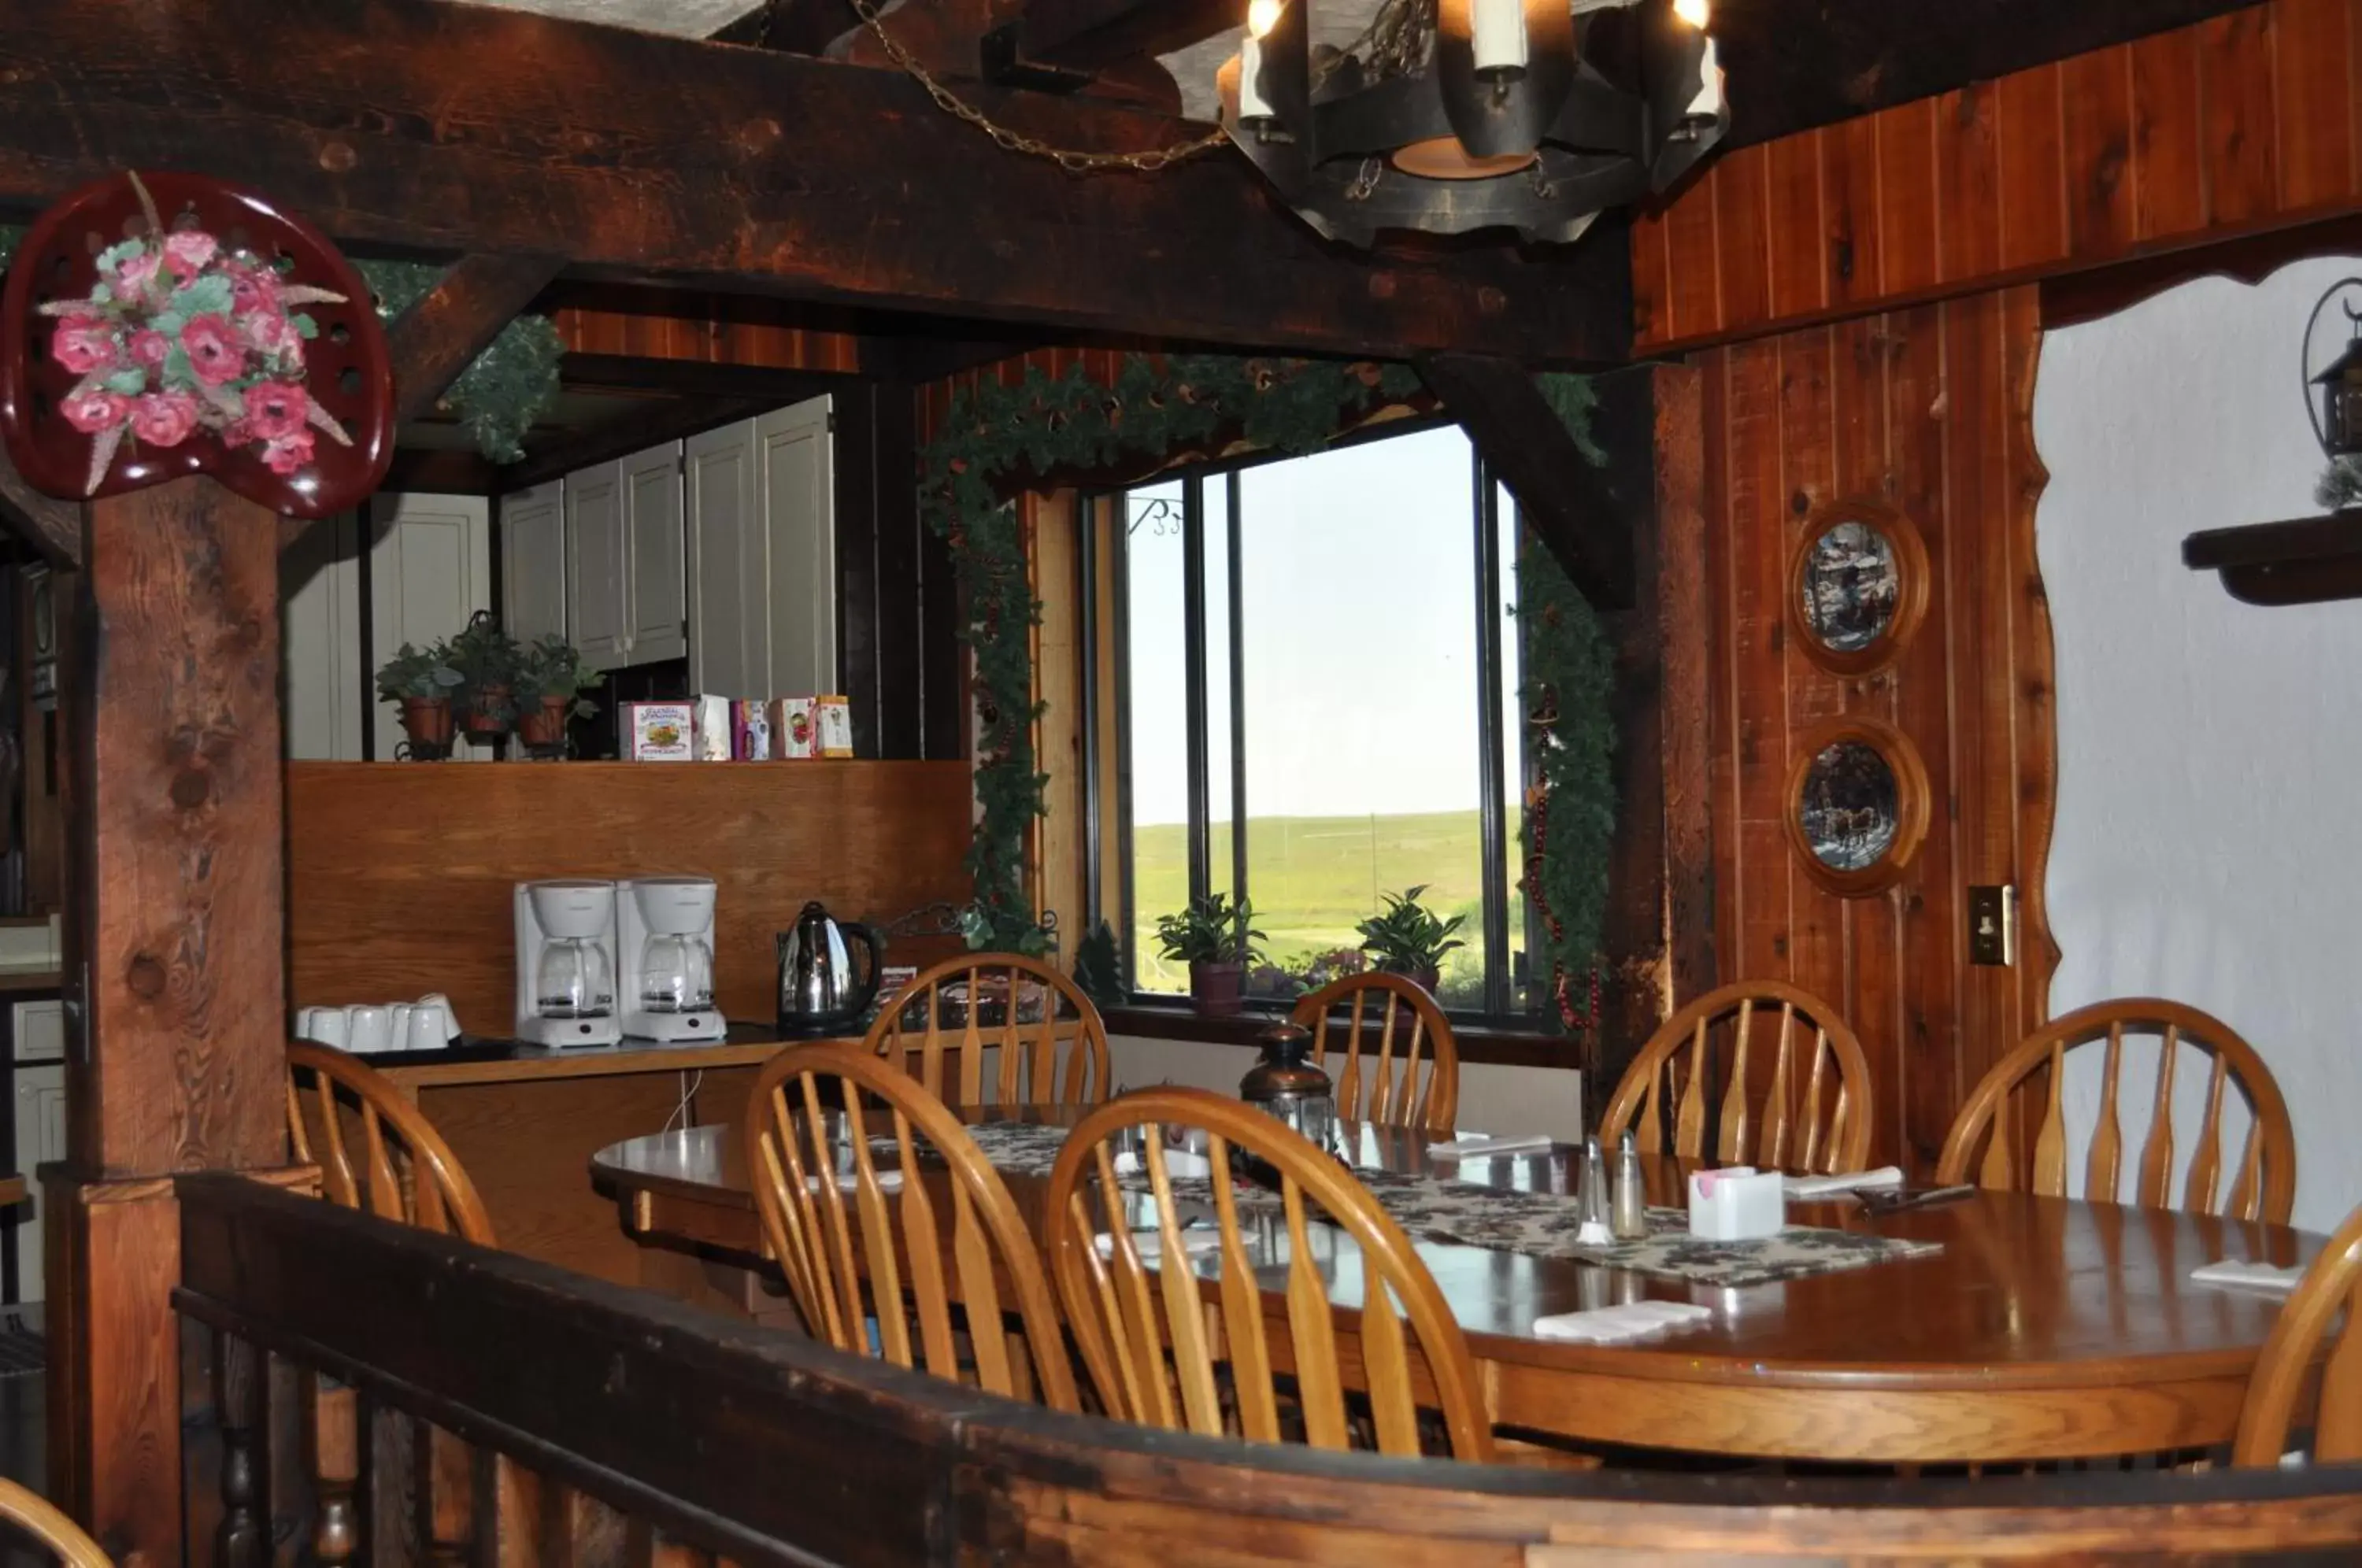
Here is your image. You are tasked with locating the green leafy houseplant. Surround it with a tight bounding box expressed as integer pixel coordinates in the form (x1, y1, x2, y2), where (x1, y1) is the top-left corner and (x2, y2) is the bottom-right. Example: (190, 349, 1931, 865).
(444, 614, 521, 735)
(512, 634, 602, 757)
(1357, 886, 1466, 991)
(1155, 892, 1264, 1018)
(374, 642, 463, 760)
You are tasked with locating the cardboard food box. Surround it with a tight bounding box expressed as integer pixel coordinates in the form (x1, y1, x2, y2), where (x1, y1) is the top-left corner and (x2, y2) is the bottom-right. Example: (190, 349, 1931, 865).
(779, 697, 819, 760)
(731, 699, 774, 761)
(624, 701, 694, 762)
(817, 694, 853, 758)
(691, 696, 733, 760)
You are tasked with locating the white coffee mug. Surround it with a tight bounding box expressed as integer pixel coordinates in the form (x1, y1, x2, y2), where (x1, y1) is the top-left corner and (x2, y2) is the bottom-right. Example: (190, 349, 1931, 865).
(293, 1006, 320, 1041)
(306, 1007, 350, 1050)
(346, 1005, 392, 1055)
(403, 1005, 444, 1052)
(418, 993, 461, 1041)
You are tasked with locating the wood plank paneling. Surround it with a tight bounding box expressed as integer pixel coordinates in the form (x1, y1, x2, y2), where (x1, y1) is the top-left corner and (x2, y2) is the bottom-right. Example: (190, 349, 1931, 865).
(1640, 0, 2362, 349)
(1687, 291, 2056, 1171)
(285, 761, 973, 1036)
(552, 305, 862, 372)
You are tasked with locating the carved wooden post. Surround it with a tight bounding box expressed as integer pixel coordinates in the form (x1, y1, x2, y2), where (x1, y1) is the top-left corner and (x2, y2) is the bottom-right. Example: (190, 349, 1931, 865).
(214, 1330, 265, 1568)
(0, 172, 394, 1563)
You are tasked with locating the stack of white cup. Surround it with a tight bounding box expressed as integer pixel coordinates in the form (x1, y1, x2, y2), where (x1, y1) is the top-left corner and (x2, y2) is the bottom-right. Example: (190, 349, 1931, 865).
(295, 994, 462, 1055)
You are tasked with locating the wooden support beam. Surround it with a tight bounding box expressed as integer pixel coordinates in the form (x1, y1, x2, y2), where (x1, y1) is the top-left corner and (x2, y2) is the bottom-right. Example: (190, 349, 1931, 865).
(389, 253, 566, 425)
(1720, 0, 2270, 150)
(0, 446, 80, 568)
(1016, 0, 1237, 71)
(50, 475, 290, 1562)
(1418, 353, 1636, 611)
(0, 0, 1629, 364)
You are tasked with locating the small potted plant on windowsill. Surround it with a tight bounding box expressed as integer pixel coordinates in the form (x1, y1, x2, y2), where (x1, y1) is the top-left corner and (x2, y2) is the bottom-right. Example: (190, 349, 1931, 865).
(511, 634, 602, 760)
(373, 642, 464, 760)
(1156, 892, 1263, 1018)
(1356, 885, 1465, 996)
(446, 612, 520, 741)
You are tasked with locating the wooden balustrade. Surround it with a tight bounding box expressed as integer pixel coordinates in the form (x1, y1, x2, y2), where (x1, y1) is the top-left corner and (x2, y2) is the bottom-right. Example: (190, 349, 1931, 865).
(170, 1171, 2362, 1567)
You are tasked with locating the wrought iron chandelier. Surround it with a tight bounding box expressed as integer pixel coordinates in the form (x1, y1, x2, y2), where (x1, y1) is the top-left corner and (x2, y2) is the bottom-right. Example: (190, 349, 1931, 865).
(1219, 0, 1727, 246)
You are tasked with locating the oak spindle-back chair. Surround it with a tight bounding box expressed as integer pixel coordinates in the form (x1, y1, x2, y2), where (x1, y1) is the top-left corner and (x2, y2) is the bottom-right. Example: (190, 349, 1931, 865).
(868, 952, 1111, 1108)
(1936, 1000, 2296, 1224)
(1044, 1086, 1494, 1462)
(2235, 1200, 2362, 1466)
(1597, 981, 1874, 1174)
(1289, 973, 1459, 1137)
(745, 1042, 1079, 1411)
(284, 1041, 497, 1562)
(0, 1477, 110, 1567)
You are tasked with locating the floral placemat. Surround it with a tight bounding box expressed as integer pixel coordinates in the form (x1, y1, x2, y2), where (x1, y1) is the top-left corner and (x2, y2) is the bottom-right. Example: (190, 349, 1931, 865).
(946, 1121, 1942, 1289)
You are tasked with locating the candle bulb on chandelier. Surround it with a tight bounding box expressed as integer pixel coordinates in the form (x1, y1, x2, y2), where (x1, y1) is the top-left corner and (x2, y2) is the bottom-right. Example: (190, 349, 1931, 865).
(1238, 0, 1283, 122)
(1472, 0, 1529, 77)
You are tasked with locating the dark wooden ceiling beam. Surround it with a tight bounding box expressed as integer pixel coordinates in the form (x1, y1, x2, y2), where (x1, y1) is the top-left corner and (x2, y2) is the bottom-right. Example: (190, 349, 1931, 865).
(0, 0, 1623, 364)
(388, 252, 567, 424)
(1722, 0, 2272, 149)
(1417, 353, 1635, 611)
(1016, 0, 1239, 71)
(557, 353, 856, 404)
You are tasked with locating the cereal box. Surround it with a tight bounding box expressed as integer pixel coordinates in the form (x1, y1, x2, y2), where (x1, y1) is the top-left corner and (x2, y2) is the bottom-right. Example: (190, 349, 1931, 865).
(624, 701, 694, 762)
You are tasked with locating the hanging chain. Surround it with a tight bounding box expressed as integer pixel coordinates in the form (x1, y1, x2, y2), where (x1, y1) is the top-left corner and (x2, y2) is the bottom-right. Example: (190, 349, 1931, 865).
(846, 0, 1231, 174)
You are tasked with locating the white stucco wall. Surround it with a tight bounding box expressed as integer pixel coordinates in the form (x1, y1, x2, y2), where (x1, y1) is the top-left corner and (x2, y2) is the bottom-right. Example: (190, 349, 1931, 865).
(2034, 257, 2362, 1233)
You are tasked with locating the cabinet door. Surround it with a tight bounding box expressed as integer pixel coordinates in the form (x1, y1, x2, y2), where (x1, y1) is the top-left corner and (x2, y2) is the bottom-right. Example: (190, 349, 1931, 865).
(281, 511, 365, 760)
(368, 493, 492, 760)
(502, 480, 567, 645)
(565, 461, 630, 672)
(685, 422, 761, 697)
(624, 442, 688, 664)
(756, 397, 837, 699)
(13, 1063, 64, 1303)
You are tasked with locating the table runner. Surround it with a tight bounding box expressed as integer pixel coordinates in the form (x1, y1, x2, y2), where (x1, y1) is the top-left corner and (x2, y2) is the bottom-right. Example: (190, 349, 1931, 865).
(947, 1120, 1942, 1290)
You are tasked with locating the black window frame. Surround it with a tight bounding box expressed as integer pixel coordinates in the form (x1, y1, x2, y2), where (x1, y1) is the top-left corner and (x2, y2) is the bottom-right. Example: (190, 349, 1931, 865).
(1083, 417, 1542, 1029)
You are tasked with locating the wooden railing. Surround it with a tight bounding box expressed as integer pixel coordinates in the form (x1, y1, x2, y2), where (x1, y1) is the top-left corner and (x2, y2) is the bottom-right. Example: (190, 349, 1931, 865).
(172, 1172, 2362, 1566)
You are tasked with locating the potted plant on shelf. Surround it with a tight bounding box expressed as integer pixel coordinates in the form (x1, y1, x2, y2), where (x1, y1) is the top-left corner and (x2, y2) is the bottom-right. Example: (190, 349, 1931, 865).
(1356, 886, 1465, 994)
(373, 642, 464, 760)
(1155, 892, 1263, 1018)
(446, 612, 520, 741)
(512, 634, 602, 760)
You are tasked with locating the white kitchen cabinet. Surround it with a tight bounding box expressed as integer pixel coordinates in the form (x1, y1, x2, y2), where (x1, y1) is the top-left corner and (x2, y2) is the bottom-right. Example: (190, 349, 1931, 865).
(368, 493, 493, 761)
(624, 442, 689, 664)
(565, 461, 630, 671)
(501, 480, 566, 645)
(685, 423, 761, 697)
(280, 511, 365, 760)
(12, 997, 65, 1305)
(757, 398, 838, 700)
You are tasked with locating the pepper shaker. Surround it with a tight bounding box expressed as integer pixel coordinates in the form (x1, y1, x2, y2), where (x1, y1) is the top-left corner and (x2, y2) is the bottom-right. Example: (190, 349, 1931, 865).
(1575, 1134, 1615, 1245)
(1612, 1129, 1649, 1240)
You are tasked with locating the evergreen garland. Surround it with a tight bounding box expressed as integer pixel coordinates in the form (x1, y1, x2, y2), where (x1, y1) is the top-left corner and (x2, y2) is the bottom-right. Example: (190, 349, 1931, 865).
(354, 260, 563, 463)
(918, 353, 1423, 952)
(1514, 531, 1615, 1033)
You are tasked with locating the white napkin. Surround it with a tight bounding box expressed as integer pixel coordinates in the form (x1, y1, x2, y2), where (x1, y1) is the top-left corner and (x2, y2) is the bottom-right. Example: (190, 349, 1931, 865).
(1532, 1300, 1713, 1344)
(1094, 1228, 1224, 1262)
(1783, 1167, 1905, 1199)
(805, 1169, 905, 1195)
(1427, 1133, 1555, 1159)
(1114, 1148, 1212, 1178)
(2190, 1259, 2305, 1296)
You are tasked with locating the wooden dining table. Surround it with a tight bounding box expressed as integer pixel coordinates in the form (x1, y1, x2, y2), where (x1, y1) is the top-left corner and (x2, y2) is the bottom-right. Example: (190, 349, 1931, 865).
(590, 1105, 2325, 1465)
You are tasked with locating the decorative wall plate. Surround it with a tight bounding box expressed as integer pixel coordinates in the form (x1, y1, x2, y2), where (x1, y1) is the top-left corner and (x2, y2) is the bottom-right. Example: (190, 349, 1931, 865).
(1786, 499, 1929, 676)
(1783, 717, 1931, 897)
(0, 171, 393, 518)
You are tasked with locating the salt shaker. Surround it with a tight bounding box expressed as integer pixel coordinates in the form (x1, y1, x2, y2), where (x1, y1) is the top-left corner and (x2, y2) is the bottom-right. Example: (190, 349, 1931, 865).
(1612, 1130, 1649, 1240)
(1575, 1134, 1615, 1245)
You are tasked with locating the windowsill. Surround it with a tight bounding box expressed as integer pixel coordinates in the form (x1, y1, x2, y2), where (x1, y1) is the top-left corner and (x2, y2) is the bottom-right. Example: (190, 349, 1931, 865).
(1102, 1002, 1580, 1071)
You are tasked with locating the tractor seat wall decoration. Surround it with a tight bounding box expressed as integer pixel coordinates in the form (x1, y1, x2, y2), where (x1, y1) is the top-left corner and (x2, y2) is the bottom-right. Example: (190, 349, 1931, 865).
(0, 170, 393, 518)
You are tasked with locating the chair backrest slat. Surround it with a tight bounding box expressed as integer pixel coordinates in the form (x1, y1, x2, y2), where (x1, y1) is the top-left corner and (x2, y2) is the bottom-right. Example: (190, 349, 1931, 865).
(1290, 974, 1460, 1136)
(1599, 982, 1874, 1174)
(743, 1042, 1078, 1411)
(1046, 1087, 1494, 1463)
(1938, 1000, 2295, 1224)
(284, 1043, 495, 1246)
(868, 953, 1110, 1109)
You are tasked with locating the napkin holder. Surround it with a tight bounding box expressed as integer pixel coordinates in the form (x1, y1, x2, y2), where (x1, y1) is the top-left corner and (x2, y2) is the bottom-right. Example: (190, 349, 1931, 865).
(1688, 1167, 1784, 1241)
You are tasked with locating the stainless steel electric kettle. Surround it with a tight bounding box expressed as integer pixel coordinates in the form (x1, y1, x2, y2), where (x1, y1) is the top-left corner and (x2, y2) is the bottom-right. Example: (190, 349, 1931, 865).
(773, 900, 885, 1037)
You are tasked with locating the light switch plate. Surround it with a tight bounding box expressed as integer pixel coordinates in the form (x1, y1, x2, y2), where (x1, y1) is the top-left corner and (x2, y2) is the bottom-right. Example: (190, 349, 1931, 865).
(1968, 885, 2016, 967)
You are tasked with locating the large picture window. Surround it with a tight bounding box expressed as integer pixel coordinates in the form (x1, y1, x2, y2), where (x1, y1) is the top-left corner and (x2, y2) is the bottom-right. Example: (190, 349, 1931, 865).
(1092, 421, 1537, 1021)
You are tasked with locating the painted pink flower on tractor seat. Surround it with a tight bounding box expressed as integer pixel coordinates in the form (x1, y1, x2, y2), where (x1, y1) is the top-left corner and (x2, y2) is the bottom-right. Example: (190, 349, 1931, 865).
(128, 329, 172, 372)
(129, 391, 201, 449)
(114, 248, 165, 299)
(50, 317, 119, 376)
(60, 391, 129, 435)
(228, 263, 280, 316)
(262, 430, 315, 476)
(162, 230, 218, 275)
(180, 314, 244, 386)
(241, 381, 308, 442)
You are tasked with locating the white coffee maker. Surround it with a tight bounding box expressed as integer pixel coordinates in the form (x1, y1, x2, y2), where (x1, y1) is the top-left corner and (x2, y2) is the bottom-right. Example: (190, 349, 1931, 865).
(513, 879, 622, 1048)
(618, 876, 723, 1043)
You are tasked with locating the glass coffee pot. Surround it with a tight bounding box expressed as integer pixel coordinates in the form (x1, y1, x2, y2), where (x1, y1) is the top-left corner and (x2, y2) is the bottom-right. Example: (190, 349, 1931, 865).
(638, 927, 714, 1013)
(536, 932, 614, 1020)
